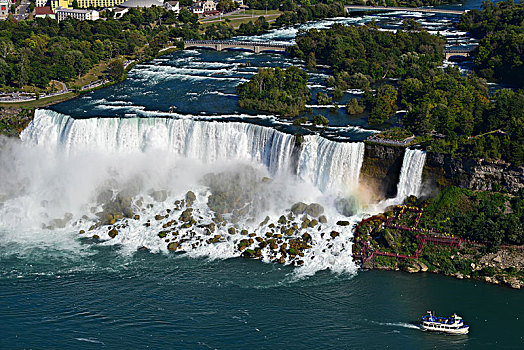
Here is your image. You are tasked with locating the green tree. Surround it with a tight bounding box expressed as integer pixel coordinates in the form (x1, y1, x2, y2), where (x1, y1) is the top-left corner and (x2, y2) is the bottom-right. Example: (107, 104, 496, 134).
(107, 59, 124, 81)
(368, 85, 398, 126)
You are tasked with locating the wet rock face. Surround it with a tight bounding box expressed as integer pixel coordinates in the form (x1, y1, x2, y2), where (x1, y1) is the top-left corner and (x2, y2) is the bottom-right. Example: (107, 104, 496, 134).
(360, 144, 404, 199)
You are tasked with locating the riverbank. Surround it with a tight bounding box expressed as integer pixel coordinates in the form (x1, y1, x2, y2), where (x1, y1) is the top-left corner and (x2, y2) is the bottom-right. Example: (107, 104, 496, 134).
(0, 47, 183, 136)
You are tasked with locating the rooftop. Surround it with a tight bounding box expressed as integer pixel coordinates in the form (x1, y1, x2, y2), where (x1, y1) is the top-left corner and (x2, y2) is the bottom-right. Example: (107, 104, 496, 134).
(35, 6, 54, 15)
(119, 0, 164, 8)
(55, 6, 98, 14)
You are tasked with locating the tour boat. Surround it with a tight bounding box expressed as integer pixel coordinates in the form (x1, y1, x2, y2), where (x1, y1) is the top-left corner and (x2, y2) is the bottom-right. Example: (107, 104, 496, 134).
(420, 312, 469, 334)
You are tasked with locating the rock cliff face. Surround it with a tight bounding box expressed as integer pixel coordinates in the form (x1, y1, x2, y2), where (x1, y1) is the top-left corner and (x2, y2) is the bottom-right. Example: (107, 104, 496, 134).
(360, 144, 404, 198)
(361, 143, 524, 198)
(424, 152, 524, 193)
(0, 108, 34, 137)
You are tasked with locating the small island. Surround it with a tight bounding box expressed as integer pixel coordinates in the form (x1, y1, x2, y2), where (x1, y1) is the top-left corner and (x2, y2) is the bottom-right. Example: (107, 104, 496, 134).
(236, 66, 311, 117)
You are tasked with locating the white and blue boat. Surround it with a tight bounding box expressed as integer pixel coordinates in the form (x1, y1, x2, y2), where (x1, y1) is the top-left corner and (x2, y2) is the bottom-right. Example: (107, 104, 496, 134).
(420, 312, 469, 335)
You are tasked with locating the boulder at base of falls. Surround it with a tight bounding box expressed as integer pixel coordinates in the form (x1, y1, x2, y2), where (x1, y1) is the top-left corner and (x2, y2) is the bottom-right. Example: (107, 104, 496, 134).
(306, 203, 324, 217)
(150, 190, 168, 202)
(291, 202, 308, 215)
(302, 232, 312, 243)
(336, 220, 350, 226)
(108, 228, 118, 238)
(259, 216, 270, 226)
(318, 215, 327, 224)
(185, 191, 196, 207)
(335, 197, 358, 217)
(238, 239, 250, 251)
(167, 242, 179, 251)
(179, 208, 193, 222)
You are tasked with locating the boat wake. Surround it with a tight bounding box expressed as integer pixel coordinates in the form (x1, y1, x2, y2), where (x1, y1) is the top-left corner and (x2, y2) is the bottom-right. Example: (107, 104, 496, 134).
(371, 321, 421, 330)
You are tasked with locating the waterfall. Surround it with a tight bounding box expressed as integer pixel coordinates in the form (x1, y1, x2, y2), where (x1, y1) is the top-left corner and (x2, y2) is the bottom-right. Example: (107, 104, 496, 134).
(22, 109, 296, 176)
(22, 110, 366, 193)
(297, 135, 365, 193)
(396, 148, 427, 199)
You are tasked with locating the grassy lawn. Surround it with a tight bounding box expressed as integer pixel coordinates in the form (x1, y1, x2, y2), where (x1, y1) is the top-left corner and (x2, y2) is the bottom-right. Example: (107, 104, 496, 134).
(0, 92, 77, 108)
(204, 14, 281, 28)
(68, 61, 108, 89)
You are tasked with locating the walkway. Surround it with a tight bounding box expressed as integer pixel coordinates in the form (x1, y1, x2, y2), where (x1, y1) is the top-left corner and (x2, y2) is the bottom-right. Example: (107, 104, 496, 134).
(0, 80, 71, 103)
(353, 206, 466, 263)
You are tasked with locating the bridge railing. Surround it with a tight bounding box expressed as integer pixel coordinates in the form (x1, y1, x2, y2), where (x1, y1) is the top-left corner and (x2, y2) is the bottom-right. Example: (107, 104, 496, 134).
(184, 40, 292, 48)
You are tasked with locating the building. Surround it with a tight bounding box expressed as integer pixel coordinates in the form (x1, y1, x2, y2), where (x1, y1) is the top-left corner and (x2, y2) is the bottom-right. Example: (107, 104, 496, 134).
(119, 0, 164, 8)
(112, 6, 128, 18)
(55, 6, 99, 21)
(34, 6, 55, 18)
(51, 0, 127, 11)
(163, 0, 179, 14)
(36, 0, 49, 7)
(0, 0, 9, 20)
(191, 0, 216, 15)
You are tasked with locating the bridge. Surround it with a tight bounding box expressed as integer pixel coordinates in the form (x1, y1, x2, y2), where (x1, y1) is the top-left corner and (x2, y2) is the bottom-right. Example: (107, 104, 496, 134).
(444, 47, 475, 59)
(345, 5, 466, 16)
(184, 40, 291, 54)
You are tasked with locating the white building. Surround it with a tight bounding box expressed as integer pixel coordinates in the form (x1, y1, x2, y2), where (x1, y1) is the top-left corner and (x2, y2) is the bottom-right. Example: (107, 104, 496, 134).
(191, 0, 217, 15)
(164, 1, 179, 14)
(0, 0, 9, 21)
(35, 0, 49, 7)
(55, 6, 99, 21)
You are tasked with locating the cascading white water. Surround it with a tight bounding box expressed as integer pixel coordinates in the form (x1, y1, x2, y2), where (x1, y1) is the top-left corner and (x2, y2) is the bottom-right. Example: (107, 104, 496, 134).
(297, 135, 365, 194)
(22, 109, 296, 176)
(396, 148, 427, 199)
(22, 110, 366, 192)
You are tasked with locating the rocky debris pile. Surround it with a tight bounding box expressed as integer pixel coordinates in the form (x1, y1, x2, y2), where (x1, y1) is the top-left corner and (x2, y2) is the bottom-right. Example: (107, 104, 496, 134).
(79, 183, 351, 267)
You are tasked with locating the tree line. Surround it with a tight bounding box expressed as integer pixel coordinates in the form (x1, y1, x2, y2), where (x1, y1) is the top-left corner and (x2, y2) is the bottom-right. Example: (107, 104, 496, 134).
(459, 1, 523, 87)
